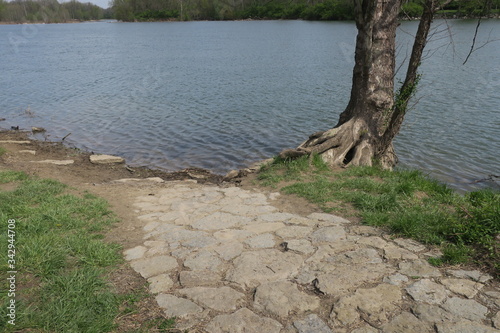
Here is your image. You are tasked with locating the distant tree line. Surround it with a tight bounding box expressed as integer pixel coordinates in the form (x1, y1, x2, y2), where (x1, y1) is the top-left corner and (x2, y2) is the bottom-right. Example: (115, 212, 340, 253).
(0, 0, 112, 23)
(0, 0, 497, 23)
(110, 0, 499, 22)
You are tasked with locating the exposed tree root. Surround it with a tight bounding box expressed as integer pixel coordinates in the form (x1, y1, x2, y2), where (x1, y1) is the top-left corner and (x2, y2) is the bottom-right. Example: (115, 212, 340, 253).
(279, 119, 397, 169)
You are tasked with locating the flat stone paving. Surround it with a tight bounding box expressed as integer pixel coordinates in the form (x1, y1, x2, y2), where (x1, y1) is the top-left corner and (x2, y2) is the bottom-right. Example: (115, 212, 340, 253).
(123, 180, 500, 333)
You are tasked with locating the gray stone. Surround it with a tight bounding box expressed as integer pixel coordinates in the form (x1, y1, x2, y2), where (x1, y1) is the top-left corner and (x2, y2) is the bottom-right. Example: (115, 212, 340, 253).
(242, 222, 286, 234)
(179, 270, 221, 287)
(35, 159, 74, 165)
(147, 274, 174, 293)
(383, 243, 419, 260)
(328, 248, 383, 265)
(214, 229, 255, 241)
(259, 212, 297, 222)
(123, 245, 147, 261)
(205, 308, 282, 333)
(440, 278, 483, 298)
(159, 229, 209, 243)
(493, 311, 500, 329)
(184, 251, 223, 272)
(293, 314, 332, 333)
(411, 303, 456, 324)
(178, 286, 245, 312)
(393, 238, 427, 252)
(447, 269, 493, 283)
(383, 273, 409, 286)
(356, 236, 388, 249)
(19, 149, 36, 155)
(130, 255, 178, 278)
(381, 312, 434, 333)
(193, 212, 251, 230)
(405, 279, 447, 304)
(398, 259, 441, 278)
(244, 233, 275, 248)
(310, 226, 346, 244)
(441, 297, 488, 321)
(181, 235, 218, 248)
(351, 326, 380, 333)
(332, 284, 402, 325)
(213, 241, 244, 260)
(275, 226, 314, 239)
(155, 294, 203, 318)
(226, 249, 303, 289)
(286, 239, 315, 255)
(308, 213, 350, 224)
(0, 140, 30, 144)
(254, 281, 320, 318)
(315, 263, 394, 296)
(436, 320, 499, 333)
(89, 154, 124, 164)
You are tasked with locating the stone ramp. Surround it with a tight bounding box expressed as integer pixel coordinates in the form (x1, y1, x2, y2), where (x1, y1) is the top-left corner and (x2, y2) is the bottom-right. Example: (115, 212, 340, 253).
(123, 181, 500, 333)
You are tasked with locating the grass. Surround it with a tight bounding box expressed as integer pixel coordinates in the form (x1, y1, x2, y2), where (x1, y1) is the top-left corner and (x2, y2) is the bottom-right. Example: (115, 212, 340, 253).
(258, 155, 500, 276)
(0, 170, 153, 332)
(0, 147, 6, 156)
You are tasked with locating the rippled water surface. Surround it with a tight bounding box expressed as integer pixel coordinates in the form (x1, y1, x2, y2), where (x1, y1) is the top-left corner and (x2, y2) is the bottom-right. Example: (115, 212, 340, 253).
(1, 20, 499, 191)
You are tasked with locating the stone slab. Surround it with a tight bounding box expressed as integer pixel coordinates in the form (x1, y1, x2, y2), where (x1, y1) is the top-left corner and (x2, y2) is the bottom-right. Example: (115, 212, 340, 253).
(89, 154, 124, 164)
(205, 308, 282, 333)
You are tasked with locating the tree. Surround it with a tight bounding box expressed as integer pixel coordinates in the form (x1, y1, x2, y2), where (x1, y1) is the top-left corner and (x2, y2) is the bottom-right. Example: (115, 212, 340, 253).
(279, 0, 451, 169)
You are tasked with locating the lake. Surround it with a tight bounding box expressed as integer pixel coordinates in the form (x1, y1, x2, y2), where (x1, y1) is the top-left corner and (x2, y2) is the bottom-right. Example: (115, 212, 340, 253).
(1, 19, 499, 192)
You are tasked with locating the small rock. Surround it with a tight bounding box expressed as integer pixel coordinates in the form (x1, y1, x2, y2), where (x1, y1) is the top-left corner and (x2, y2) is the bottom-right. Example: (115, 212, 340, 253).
(332, 284, 402, 325)
(226, 249, 303, 289)
(213, 241, 244, 260)
(205, 308, 282, 333)
(383, 273, 409, 286)
(286, 239, 315, 255)
(148, 274, 174, 293)
(293, 314, 333, 333)
(381, 312, 434, 333)
(123, 245, 147, 261)
(155, 294, 203, 318)
(179, 270, 221, 288)
(398, 259, 441, 278)
(440, 278, 483, 298)
(19, 150, 36, 155)
(436, 319, 499, 333)
(254, 281, 320, 318)
(393, 238, 427, 252)
(224, 169, 240, 179)
(351, 325, 379, 333)
(441, 297, 488, 321)
(89, 154, 124, 164)
(31, 126, 46, 133)
(34, 159, 74, 165)
(179, 286, 245, 312)
(130, 255, 178, 279)
(0, 140, 31, 144)
(447, 269, 493, 283)
(244, 233, 275, 249)
(310, 226, 347, 244)
(405, 279, 447, 304)
(493, 311, 500, 329)
(411, 303, 456, 324)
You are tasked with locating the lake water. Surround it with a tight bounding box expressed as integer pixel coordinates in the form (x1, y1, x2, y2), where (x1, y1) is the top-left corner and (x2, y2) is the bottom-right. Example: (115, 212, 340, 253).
(1, 20, 499, 192)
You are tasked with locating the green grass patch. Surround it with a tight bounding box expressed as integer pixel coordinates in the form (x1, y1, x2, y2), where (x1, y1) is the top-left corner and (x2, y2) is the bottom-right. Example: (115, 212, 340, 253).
(257, 156, 500, 276)
(0, 171, 124, 332)
(0, 147, 6, 156)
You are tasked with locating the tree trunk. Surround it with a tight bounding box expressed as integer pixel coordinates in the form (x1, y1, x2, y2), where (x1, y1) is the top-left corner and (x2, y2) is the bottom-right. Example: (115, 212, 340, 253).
(280, 0, 443, 170)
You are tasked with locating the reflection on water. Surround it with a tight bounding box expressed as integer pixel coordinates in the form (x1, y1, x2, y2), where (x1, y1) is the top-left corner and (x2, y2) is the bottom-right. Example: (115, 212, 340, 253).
(0, 20, 498, 192)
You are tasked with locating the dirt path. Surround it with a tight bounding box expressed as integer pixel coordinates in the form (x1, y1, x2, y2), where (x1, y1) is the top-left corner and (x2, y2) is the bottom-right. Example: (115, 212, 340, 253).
(1, 130, 499, 333)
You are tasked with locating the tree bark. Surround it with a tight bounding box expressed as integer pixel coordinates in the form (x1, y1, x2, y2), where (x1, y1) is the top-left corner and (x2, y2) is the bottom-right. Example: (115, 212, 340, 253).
(280, 0, 446, 170)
